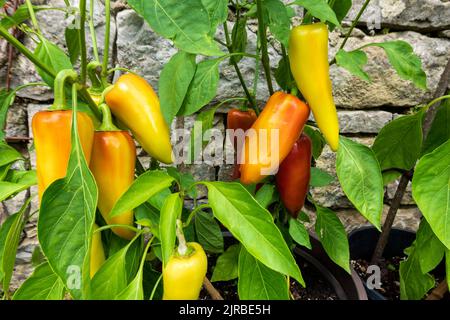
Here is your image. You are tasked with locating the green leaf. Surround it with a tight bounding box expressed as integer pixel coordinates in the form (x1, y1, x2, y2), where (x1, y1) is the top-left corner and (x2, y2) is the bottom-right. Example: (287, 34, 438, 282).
(180, 59, 220, 116)
(422, 96, 450, 155)
(0, 165, 11, 181)
(127, 0, 223, 56)
(289, 218, 311, 249)
(0, 89, 16, 141)
(263, 0, 291, 47)
(412, 139, 450, 249)
(303, 125, 325, 160)
(166, 167, 197, 199)
(135, 202, 160, 236)
(254, 184, 277, 209)
(335, 49, 370, 82)
(188, 106, 219, 164)
(315, 205, 350, 273)
(159, 51, 196, 125)
(110, 170, 174, 218)
(195, 211, 224, 254)
(414, 220, 445, 274)
(382, 169, 402, 186)
(34, 38, 72, 87)
(202, 0, 229, 33)
(115, 268, 144, 300)
(310, 167, 334, 187)
(65, 27, 81, 64)
(230, 17, 248, 64)
(91, 238, 139, 300)
(331, 0, 352, 30)
(400, 242, 435, 300)
(159, 193, 182, 266)
(446, 250, 450, 288)
(336, 137, 383, 230)
(238, 247, 289, 300)
(293, 0, 340, 26)
(0, 5, 49, 29)
(204, 181, 304, 284)
(0, 171, 37, 202)
(12, 262, 65, 300)
(366, 41, 427, 90)
(274, 54, 295, 92)
(372, 112, 423, 171)
(38, 109, 98, 300)
(211, 244, 240, 282)
(0, 142, 22, 167)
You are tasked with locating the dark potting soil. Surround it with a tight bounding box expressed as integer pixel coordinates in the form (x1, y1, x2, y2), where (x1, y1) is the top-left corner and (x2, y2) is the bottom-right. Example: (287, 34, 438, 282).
(199, 257, 338, 300)
(352, 257, 403, 300)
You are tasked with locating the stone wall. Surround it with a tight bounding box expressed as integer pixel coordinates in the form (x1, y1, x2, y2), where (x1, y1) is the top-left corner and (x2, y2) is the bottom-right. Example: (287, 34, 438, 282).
(1, 0, 449, 291)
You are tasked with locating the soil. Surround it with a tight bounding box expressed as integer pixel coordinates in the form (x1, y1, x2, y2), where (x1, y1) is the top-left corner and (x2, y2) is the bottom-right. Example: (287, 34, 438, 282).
(352, 257, 449, 300)
(199, 257, 339, 300)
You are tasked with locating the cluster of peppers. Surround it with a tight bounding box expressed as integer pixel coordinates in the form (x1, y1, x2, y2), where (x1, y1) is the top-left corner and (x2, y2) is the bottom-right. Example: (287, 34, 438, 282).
(229, 23, 339, 219)
(33, 71, 207, 299)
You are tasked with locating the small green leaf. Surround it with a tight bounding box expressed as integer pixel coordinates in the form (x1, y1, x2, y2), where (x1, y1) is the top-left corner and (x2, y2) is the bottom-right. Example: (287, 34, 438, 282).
(412, 139, 450, 249)
(195, 211, 224, 254)
(110, 170, 174, 218)
(12, 263, 65, 300)
(65, 27, 81, 64)
(211, 244, 240, 282)
(180, 59, 220, 116)
(263, 0, 291, 47)
(414, 220, 445, 274)
(315, 205, 350, 273)
(337, 137, 383, 230)
(274, 54, 295, 91)
(238, 247, 289, 300)
(159, 193, 182, 266)
(289, 218, 311, 249)
(204, 181, 304, 284)
(166, 167, 197, 199)
(34, 38, 72, 87)
(310, 167, 334, 187)
(202, 0, 229, 34)
(422, 96, 450, 155)
(0, 4, 49, 29)
(159, 51, 196, 125)
(382, 169, 402, 186)
(303, 126, 325, 160)
(293, 0, 340, 26)
(0, 89, 16, 141)
(230, 17, 248, 64)
(0, 142, 22, 167)
(0, 171, 37, 203)
(330, 0, 352, 30)
(254, 184, 277, 209)
(335, 49, 371, 82)
(366, 41, 427, 90)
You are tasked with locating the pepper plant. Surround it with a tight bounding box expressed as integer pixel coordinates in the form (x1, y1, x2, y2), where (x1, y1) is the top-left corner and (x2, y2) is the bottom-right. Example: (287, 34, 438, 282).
(0, 0, 448, 301)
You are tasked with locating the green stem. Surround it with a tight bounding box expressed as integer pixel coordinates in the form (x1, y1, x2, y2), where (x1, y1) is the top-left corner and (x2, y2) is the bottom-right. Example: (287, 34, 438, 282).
(183, 204, 211, 227)
(176, 219, 188, 256)
(424, 95, 450, 111)
(139, 236, 155, 271)
(87, 61, 103, 91)
(223, 22, 257, 111)
(338, 0, 371, 51)
(107, 67, 137, 75)
(94, 223, 141, 234)
(256, 0, 274, 95)
(98, 103, 119, 131)
(14, 82, 48, 92)
(102, 0, 111, 80)
(25, 0, 41, 35)
(50, 69, 78, 110)
(79, 0, 88, 85)
(89, 0, 100, 63)
(149, 274, 163, 300)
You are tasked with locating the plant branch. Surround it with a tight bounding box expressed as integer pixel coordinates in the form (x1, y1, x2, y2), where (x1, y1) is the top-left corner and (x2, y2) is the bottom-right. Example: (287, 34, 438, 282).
(256, 0, 274, 95)
(223, 22, 257, 110)
(338, 0, 371, 51)
(102, 0, 111, 80)
(203, 277, 224, 300)
(25, 0, 41, 35)
(79, 0, 88, 84)
(426, 279, 448, 300)
(371, 57, 450, 264)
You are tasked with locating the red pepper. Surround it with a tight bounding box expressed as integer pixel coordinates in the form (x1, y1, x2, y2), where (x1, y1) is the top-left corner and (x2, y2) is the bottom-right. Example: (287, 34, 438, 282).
(276, 134, 312, 218)
(227, 109, 257, 179)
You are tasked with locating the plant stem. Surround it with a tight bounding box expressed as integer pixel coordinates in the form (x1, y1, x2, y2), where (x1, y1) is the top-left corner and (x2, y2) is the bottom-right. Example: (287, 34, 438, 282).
(176, 219, 188, 256)
(256, 0, 274, 95)
(223, 22, 257, 110)
(89, 0, 100, 63)
(371, 57, 450, 264)
(50, 69, 78, 110)
(203, 277, 224, 300)
(25, 0, 41, 35)
(79, 0, 88, 85)
(98, 103, 119, 131)
(426, 279, 448, 300)
(102, 0, 111, 80)
(94, 223, 141, 234)
(183, 204, 211, 227)
(149, 274, 163, 300)
(339, 0, 371, 51)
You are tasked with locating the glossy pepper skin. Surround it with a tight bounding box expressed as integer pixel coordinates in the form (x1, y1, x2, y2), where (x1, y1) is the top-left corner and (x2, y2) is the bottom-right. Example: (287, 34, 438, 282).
(227, 109, 257, 179)
(32, 110, 94, 200)
(89, 131, 136, 240)
(90, 224, 105, 278)
(289, 23, 339, 152)
(239, 92, 310, 185)
(276, 134, 312, 218)
(163, 242, 207, 300)
(105, 74, 173, 164)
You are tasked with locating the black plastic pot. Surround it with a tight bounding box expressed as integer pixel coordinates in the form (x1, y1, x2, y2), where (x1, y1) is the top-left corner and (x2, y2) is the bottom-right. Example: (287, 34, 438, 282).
(348, 226, 416, 300)
(294, 234, 368, 300)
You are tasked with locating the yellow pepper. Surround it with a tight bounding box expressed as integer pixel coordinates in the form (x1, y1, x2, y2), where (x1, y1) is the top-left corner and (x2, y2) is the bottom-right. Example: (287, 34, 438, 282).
(163, 242, 207, 300)
(105, 74, 174, 164)
(289, 23, 340, 151)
